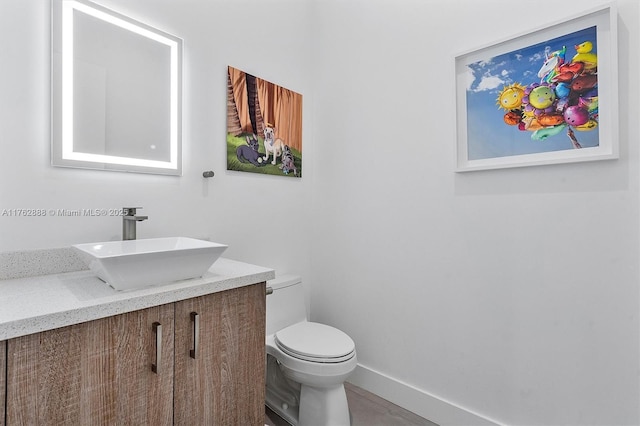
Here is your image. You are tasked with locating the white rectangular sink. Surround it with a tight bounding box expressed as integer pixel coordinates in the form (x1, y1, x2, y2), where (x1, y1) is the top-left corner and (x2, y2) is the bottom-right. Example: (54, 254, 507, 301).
(73, 237, 228, 290)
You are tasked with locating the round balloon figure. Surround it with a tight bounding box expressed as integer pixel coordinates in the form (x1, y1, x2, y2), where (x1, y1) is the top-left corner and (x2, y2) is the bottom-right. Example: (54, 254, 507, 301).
(497, 39, 599, 149)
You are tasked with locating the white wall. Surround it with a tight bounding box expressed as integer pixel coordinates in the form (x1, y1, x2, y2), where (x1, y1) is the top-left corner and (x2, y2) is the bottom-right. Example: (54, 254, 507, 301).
(310, 0, 640, 425)
(0, 0, 314, 278)
(2, 0, 639, 425)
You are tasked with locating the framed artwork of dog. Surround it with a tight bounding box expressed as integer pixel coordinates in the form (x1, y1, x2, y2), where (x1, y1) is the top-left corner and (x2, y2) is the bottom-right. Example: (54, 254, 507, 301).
(226, 66, 303, 177)
(454, 4, 617, 172)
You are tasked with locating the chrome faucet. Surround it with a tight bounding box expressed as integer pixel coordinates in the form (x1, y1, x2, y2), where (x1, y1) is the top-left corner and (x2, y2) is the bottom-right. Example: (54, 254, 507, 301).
(122, 207, 148, 240)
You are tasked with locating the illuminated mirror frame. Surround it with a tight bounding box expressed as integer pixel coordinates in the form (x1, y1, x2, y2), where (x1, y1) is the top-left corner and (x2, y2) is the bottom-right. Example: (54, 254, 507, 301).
(51, 0, 183, 175)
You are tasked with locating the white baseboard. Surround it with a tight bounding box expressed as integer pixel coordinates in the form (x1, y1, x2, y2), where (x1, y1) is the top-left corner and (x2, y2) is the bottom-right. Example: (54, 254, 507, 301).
(348, 364, 504, 426)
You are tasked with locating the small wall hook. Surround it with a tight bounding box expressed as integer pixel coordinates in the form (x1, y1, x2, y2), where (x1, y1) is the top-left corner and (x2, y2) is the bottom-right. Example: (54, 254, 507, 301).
(202, 171, 215, 178)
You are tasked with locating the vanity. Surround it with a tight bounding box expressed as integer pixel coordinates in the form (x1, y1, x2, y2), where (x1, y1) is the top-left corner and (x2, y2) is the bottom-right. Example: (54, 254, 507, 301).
(9, 1, 276, 421)
(0, 253, 274, 425)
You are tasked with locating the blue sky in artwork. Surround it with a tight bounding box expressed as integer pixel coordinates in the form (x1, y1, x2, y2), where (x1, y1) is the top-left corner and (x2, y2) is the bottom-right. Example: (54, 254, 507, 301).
(465, 26, 598, 160)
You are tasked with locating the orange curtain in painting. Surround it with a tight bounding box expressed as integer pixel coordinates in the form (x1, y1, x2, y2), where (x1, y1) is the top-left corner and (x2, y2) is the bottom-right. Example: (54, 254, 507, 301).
(228, 67, 303, 152)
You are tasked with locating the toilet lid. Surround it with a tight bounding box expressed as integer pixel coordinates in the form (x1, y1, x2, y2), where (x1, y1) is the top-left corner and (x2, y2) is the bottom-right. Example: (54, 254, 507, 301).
(275, 322, 355, 363)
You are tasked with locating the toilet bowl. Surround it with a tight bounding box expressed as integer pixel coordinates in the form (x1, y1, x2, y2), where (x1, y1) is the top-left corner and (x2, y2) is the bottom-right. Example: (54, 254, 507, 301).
(265, 274, 357, 426)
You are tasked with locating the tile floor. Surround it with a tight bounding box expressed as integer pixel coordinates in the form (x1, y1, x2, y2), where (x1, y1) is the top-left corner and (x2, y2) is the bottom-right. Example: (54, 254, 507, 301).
(265, 382, 438, 426)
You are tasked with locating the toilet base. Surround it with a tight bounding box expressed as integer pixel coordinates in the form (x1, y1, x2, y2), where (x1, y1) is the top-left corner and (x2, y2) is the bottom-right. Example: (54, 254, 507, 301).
(265, 355, 351, 426)
(299, 383, 350, 426)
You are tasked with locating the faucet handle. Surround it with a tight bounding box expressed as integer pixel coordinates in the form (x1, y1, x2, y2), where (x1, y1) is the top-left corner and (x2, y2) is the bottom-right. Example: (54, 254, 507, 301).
(123, 207, 143, 215)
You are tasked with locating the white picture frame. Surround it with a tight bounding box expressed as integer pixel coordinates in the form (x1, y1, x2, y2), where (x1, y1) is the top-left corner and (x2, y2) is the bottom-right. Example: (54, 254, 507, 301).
(454, 4, 617, 172)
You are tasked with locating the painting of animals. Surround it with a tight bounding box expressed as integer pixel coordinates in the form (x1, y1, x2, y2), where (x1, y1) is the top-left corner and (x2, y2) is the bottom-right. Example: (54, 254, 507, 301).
(226, 66, 302, 177)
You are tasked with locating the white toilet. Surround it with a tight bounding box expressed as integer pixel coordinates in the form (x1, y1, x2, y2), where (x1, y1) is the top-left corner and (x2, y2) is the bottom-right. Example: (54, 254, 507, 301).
(265, 274, 357, 426)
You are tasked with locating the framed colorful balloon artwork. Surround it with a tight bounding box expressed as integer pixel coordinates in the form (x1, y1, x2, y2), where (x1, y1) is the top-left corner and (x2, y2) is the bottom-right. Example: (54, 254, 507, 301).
(454, 4, 617, 172)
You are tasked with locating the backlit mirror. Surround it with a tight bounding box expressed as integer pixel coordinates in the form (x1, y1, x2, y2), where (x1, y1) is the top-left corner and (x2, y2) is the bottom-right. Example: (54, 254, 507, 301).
(51, 0, 182, 175)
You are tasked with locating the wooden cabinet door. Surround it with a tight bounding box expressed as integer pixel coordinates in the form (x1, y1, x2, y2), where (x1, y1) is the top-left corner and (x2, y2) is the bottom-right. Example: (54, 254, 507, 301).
(6, 304, 174, 425)
(174, 283, 266, 426)
(1, 340, 5, 426)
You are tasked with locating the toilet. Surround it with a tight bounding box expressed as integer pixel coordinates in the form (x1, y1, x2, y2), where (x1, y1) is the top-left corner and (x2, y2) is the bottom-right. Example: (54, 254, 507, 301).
(265, 274, 357, 426)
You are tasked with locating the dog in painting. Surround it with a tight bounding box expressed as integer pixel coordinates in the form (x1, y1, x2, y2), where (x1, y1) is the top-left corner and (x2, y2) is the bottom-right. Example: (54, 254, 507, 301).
(263, 125, 286, 165)
(279, 145, 298, 176)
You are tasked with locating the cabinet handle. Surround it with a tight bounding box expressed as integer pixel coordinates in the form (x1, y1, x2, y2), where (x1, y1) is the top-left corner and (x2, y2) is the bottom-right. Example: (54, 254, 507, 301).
(190, 312, 199, 359)
(152, 322, 162, 374)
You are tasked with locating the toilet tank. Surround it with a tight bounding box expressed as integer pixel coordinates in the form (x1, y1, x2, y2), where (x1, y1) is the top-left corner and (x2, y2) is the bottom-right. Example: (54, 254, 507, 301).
(266, 274, 307, 336)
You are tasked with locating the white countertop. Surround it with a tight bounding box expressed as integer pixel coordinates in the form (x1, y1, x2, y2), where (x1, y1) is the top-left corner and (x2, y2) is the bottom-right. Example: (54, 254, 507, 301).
(0, 257, 275, 341)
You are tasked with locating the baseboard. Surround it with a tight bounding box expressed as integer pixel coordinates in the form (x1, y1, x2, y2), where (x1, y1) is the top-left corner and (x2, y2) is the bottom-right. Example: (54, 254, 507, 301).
(348, 364, 504, 426)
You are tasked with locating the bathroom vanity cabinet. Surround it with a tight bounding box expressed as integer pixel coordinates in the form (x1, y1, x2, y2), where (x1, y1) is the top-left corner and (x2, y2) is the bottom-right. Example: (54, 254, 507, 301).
(3, 283, 266, 425)
(6, 304, 175, 425)
(174, 283, 265, 425)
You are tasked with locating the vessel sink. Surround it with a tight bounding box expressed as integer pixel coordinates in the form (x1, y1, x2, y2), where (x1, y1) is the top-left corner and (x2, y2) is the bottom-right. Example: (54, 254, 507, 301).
(73, 237, 228, 290)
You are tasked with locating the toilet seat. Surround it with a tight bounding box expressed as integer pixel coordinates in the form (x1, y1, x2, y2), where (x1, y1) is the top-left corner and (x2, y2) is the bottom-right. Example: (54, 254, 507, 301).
(274, 322, 355, 363)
